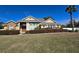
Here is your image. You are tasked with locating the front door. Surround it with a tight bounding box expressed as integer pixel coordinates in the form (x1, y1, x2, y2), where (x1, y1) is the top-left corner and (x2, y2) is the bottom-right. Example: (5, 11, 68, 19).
(20, 22, 26, 33)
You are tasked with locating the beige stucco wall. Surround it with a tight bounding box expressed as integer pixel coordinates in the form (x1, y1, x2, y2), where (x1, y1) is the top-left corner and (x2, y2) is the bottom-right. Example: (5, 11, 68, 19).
(4, 26, 8, 30)
(16, 27, 20, 30)
(3, 22, 17, 30)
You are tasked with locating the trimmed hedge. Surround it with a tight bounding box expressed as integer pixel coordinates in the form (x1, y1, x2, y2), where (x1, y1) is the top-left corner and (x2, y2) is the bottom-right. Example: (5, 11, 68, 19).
(0, 29, 73, 35)
(26, 29, 71, 34)
(0, 30, 20, 35)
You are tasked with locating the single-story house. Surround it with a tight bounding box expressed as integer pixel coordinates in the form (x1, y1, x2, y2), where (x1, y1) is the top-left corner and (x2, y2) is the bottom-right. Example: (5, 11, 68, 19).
(3, 20, 17, 30)
(3, 16, 61, 33)
(39, 18, 61, 29)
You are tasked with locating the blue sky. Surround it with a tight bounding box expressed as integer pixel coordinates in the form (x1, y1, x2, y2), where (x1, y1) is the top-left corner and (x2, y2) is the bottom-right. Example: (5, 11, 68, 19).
(0, 5, 79, 24)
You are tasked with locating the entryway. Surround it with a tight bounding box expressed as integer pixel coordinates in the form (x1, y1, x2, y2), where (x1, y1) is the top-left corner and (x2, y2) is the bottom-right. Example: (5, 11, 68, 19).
(20, 22, 26, 34)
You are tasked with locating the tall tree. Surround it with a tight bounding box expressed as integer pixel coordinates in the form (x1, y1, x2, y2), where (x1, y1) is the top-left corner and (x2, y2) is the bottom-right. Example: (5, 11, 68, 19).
(0, 21, 4, 29)
(66, 5, 77, 31)
(76, 21, 79, 27)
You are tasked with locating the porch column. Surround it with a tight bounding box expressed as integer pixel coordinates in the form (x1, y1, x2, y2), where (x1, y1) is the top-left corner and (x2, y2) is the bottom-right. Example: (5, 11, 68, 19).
(26, 23, 29, 30)
(26, 23, 27, 30)
(18, 23, 20, 30)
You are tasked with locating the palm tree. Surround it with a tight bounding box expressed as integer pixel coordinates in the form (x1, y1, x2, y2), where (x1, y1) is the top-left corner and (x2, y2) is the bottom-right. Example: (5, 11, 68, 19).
(66, 5, 77, 31)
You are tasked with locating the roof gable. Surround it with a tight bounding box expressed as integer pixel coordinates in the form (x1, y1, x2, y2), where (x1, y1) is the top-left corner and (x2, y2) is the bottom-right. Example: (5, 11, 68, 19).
(20, 16, 41, 22)
(6, 20, 16, 24)
(22, 16, 38, 21)
(3, 20, 16, 26)
(40, 18, 57, 25)
(44, 18, 56, 23)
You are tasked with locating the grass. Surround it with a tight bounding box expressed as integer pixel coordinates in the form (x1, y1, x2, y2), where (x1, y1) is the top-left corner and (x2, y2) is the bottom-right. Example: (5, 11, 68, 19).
(0, 32, 79, 53)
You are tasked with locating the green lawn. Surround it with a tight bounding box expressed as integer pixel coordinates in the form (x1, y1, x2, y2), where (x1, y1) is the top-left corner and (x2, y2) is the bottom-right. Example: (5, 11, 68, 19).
(0, 32, 79, 53)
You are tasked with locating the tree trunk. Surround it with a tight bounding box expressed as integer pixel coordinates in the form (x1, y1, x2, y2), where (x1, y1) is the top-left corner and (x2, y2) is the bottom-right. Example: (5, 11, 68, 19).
(70, 12, 74, 32)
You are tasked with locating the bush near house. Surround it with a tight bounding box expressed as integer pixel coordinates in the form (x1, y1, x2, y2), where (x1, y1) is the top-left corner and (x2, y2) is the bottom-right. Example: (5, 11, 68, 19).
(0, 29, 76, 35)
(0, 25, 3, 29)
(0, 30, 20, 35)
(26, 29, 71, 34)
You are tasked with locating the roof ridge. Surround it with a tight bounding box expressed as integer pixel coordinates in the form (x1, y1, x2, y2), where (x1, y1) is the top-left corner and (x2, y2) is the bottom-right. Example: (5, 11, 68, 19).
(21, 15, 39, 21)
(6, 20, 16, 23)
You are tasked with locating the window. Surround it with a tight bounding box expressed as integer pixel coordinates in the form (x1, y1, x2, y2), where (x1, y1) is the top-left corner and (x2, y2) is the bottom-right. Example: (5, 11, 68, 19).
(9, 25, 14, 30)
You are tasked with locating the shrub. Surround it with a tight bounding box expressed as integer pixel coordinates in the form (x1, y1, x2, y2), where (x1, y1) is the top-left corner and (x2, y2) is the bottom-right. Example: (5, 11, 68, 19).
(75, 29, 78, 32)
(26, 29, 70, 34)
(0, 25, 3, 29)
(0, 30, 20, 35)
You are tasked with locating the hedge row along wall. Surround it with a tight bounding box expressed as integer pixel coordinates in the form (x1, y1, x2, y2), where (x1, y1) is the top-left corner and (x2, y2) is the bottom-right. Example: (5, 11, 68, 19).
(0, 30, 20, 35)
(26, 29, 70, 34)
(0, 29, 74, 35)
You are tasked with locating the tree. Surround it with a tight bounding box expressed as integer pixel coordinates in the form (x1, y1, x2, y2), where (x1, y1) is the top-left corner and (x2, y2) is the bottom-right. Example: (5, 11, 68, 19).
(66, 20, 79, 28)
(66, 20, 72, 27)
(77, 21, 79, 27)
(0, 25, 3, 29)
(0, 21, 4, 29)
(75, 21, 79, 27)
(73, 20, 78, 27)
(61, 24, 66, 28)
(66, 5, 77, 31)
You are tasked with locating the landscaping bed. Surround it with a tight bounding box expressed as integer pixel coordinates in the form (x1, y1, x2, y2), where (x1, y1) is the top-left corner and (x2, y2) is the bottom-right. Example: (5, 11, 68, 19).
(0, 30, 20, 35)
(26, 29, 71, 34)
